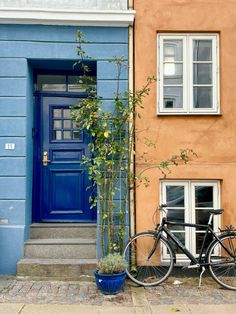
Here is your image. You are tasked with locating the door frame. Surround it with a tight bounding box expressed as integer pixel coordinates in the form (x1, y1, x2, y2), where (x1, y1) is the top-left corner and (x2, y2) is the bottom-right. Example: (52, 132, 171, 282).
(32, 91, 93, 222)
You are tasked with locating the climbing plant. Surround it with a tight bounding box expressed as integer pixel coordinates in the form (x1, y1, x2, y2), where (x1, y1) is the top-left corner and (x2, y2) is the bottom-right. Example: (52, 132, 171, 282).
(71, 31, 196, 256)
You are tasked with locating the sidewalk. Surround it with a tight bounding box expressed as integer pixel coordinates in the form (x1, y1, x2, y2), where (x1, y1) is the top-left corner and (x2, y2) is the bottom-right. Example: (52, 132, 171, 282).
(0, 276, 235, 314)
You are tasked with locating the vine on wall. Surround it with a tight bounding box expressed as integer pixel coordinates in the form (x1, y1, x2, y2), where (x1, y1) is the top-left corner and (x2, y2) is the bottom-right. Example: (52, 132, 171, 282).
(71, 31, 196, 256)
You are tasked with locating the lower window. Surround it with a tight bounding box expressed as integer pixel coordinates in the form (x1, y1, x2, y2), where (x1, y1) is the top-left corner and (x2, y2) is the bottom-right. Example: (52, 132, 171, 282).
(161, 180, 220, 262)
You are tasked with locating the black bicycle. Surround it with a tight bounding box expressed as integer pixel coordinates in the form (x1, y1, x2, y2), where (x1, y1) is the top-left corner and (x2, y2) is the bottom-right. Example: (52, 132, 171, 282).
(124, 205, 236, 290)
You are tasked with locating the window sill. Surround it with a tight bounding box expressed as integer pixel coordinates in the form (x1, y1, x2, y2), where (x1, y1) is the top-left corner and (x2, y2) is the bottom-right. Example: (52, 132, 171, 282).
(157, 112, 222, 116)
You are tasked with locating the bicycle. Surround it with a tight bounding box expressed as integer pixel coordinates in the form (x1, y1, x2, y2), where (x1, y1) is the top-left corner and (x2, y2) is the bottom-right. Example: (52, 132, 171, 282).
(124, 204, 236, 290)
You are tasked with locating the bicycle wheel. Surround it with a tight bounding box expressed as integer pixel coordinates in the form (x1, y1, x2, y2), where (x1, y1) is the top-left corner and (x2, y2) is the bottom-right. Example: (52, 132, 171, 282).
(207, 232, 236, 290)
(123, 232, 174, 287)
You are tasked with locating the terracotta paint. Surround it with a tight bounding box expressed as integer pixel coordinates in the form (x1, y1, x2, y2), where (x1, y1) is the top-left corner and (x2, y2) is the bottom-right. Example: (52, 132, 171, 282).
(134, 0, 236, 233)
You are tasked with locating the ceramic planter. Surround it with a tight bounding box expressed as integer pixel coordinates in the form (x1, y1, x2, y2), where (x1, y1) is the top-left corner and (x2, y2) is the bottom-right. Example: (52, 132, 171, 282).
(94, 271, 126, 295)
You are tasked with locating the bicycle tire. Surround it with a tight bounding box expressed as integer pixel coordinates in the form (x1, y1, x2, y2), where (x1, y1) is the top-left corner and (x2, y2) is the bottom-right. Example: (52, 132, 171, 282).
(207, 232, 236, 290)
(123, 232, 174, 287)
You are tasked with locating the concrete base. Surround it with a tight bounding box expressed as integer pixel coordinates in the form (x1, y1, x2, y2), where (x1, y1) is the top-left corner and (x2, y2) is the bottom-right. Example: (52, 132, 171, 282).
(17, 223, 97, 278)
(17, 258, 97, 279)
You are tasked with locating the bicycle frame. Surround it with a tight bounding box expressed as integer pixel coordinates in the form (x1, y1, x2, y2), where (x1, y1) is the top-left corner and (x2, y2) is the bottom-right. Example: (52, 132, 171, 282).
(156, 217, 235, 267)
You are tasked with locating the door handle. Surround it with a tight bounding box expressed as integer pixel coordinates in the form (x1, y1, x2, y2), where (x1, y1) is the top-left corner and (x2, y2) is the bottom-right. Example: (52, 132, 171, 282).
(42, 151, 51, 166)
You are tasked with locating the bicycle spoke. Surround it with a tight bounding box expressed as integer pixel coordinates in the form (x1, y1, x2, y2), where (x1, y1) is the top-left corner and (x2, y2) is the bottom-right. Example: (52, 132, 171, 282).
(124, 233, 174, 286)
(208, 233, 236, 290)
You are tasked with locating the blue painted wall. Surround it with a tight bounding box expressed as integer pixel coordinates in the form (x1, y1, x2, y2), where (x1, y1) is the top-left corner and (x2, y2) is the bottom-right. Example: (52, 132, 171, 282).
(0, 24, 128, 274)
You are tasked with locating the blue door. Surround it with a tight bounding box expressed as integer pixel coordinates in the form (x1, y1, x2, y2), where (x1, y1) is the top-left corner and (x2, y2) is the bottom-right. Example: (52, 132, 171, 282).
(34, 95, 96, 222)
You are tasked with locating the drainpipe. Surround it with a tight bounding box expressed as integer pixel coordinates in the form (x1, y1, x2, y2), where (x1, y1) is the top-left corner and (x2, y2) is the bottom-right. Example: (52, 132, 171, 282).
(128, 0, 135, 238)
(128, 0, 134, 9)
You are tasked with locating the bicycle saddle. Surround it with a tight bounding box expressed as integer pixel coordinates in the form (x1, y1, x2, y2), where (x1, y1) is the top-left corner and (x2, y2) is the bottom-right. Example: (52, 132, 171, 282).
(207, 209, 224, 215)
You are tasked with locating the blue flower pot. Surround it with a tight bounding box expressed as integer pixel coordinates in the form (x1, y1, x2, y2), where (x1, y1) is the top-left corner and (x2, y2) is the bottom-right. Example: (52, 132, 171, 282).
(94, 271, 126, 295)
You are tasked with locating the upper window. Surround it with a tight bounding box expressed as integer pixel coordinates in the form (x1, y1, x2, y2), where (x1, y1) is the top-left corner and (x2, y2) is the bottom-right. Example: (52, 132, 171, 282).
(36, 75, 87, 93)
(158, 34, 219, 114)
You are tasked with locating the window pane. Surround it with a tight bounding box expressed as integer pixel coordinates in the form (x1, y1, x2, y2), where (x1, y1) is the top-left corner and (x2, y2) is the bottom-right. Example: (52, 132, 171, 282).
(63, 120, 72, 129)
(167, 209, 185, 222)
(73, 131, 82, 140)
(164, 87, 183, 108)
(193, 64, 212, 84)
(166, 185, 185, 207)
(63, 109, 71, 119)
(193, 87, 212, 108)
(195, 186, 213, 207)
(53, 109, 62, 118)
(53, 120, 62, 129)
(63, 131, 72, 140)
(164, 40, 183, 61)
(37, 75, 66, 91)
(68, 76, 87, 92)
(54, 130, 62, 140)
(195, 209, 211, 226)
(196, 233, 213, 254)
(167, 209, 185, 231)
(164, 63, 183, 84)
(193, 40, 212, 61)
(72, 121, 78, 129)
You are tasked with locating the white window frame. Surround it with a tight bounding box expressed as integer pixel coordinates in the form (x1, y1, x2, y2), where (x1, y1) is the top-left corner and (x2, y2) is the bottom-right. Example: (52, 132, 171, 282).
(161, 180, 221, 263)
(157, 33, 220, 115)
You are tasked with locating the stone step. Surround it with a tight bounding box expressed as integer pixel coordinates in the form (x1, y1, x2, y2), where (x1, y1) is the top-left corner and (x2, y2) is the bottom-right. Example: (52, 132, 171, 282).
(17, 258, 97, 279)
(24, 238, 97, 259)
(30, 223, 97, 239)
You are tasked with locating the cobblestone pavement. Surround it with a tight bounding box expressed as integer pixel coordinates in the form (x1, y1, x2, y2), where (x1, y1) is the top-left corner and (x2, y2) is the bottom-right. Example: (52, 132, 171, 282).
(0, 278, 133, 306)
(144, 277, 236, 305)
(0, 276, 235, 307)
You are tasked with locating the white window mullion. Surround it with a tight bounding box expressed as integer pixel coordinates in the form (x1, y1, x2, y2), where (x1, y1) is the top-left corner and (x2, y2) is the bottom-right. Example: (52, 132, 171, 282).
(183, 36, 188, 113)
(190, 182, 197, 255)
(184, 180, 192, 253)
(188, 37, 194, 113)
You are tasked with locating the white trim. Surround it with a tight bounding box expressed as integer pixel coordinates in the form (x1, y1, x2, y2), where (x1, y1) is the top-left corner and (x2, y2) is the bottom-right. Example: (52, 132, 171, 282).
(157, 33, 219, 115)
(0, 8, 135, 27)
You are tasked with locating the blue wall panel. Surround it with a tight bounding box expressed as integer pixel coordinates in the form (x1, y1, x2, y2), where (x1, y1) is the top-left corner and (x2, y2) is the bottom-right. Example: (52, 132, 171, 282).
(97, 80, 128, 99)
(0, 138, 26, 156)
(0, 78, 27, 96)
(0, 59, 27, 77)
(0, 118, 26, 136)
(0, 158, 26, 176)
(0, 177, 26, 199)
(0, 226, 25, 274)
(100, 100, 115, 112)
(0, 42, 128, 60)
(97, 61, 128, 80)
(0, 25, 128, 43)
(84, 44, 128, 60)
(0, 97, 26, 116)
(0, 200, 26, 225)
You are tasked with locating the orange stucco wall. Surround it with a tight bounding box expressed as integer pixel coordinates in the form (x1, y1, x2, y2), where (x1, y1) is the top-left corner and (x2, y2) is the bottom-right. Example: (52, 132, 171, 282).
(134, 0, 236, 232)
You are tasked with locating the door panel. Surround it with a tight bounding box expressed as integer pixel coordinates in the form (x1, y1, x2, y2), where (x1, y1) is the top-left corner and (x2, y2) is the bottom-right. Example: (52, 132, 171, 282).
(34, 96, 96, 222)
(50, 169, 83, 214)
